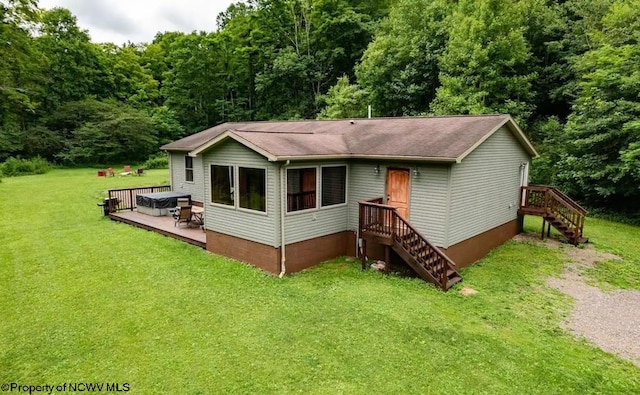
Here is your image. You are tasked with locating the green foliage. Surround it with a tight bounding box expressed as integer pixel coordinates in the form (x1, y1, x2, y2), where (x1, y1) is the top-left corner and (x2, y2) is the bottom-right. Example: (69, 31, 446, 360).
(317, 76, 369, 119)
(556, 0, 640, 210)
(357, 0, 454, 116)
(0, 0, 638, 216)
(142, 152, 169, 169)
(430, 0, 536, 125)
(0, 156, 52, 176)
(58, 100, 158, 165)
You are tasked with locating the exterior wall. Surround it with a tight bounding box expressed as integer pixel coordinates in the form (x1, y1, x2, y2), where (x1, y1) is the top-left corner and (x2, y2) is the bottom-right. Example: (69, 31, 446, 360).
(347, 161, 386, 232)
(285, 231, 351, 273)
(447, 126, 530, 246)
(407, 164, 449, 246)
(201, 140, 279, 247)
(347, 161, 449, 246)
(206, 230, 280, 274)
(205, 230, 351, 275)
(283, 161, 349, 245)
(443, 219, 520, 268)
(169, 151, 205, 203)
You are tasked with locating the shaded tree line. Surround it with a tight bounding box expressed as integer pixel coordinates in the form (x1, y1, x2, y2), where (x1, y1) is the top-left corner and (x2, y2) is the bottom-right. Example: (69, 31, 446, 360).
(1, 0, 639, 213)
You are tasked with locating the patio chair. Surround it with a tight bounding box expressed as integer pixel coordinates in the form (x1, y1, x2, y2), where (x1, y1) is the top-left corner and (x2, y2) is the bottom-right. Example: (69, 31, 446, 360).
(177, 198, 190, 208)
(136, 168, 144, 176)
(107, 168, 115, 177)
(124, 165, 132, 173)
(173, 205, 192, 227)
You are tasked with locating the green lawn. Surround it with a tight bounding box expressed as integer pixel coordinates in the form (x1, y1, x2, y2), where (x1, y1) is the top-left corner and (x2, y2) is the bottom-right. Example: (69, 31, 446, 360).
(1, 169, 638, 394)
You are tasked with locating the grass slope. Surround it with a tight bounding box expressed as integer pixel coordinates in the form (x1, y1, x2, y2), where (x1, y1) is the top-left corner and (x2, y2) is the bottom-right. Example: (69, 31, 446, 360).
(1, 169, 638, 393)
(524, 216, 640, 290)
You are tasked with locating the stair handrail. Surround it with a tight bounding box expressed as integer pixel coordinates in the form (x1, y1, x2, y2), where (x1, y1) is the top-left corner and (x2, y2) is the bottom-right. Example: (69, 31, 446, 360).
(358, 199, 458, 289)
(528, 184, 587, 214)
(549, 187, 587, 214)
(391, 210, 457, 289)
(546, 189, 584, 244)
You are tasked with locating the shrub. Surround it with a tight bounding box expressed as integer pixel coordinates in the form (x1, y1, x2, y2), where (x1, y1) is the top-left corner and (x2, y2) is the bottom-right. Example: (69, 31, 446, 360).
(0, 156, 53, 177)
(142, 152, 169, 169)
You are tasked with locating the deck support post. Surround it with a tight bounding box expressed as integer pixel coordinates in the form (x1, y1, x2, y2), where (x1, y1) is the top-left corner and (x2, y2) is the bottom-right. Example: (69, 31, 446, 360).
(541, 219, 546, 240)
(547, 221, 551, 238)
(384, 245, 390, 275)
(360, 239, 367, 270)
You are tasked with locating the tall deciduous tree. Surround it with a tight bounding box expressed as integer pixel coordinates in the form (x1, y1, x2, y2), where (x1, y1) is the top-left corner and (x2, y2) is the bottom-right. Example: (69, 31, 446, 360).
(0, 0, 42, 160)
(430, 0, 537, 125)
(557, 0, 640, 209)
(357, 0, 453, 116)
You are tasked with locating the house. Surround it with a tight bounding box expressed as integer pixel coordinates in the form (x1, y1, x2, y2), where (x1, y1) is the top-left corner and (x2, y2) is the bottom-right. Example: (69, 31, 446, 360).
(158, 115, 551, 289)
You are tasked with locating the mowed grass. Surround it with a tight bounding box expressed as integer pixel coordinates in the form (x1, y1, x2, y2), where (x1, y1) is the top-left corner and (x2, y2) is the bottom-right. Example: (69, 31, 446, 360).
(1, 169, 638, 394)
(524, 216, 640, 290)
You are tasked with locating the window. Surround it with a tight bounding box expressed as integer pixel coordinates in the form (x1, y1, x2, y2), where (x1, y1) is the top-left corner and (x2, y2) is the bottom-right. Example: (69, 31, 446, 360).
(239, 167, 266, 212)
(211, 165, 234, 206)
(185, 156, 194, 182)
(321, 166, 347, 207)
(287, 168, 316, 212)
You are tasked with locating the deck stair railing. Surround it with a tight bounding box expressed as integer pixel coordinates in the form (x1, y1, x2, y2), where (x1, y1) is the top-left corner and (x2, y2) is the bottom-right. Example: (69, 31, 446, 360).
(359, 198, 462, 291)
(107, 185, 171, 212)
(519, 185, 587, 245)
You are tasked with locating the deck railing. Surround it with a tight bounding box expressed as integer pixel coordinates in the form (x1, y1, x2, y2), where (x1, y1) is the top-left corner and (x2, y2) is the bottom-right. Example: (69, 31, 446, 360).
(107, 185, 171, 212)
(359, 198, 456, 289)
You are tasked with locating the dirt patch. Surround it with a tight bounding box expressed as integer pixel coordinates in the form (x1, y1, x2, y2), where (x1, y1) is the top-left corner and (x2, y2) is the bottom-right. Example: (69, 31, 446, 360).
(515, 232, 640, 366)
(459, 287, 478, 296)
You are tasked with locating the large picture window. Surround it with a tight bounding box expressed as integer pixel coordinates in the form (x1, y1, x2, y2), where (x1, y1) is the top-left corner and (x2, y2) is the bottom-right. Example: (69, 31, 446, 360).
(239, 167, 266, 212)
(287, 168, 316, 212)
(321, 166, 347, 207)
(211, 165, 234, 206)
(185, 156, 194, 182)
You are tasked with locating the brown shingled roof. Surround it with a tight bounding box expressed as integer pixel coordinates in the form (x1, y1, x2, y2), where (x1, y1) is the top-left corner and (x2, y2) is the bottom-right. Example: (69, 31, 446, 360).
(161, 115, 537, 162)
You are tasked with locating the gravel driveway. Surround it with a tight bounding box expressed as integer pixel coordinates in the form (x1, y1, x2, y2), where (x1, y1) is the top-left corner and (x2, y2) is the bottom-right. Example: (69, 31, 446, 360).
(515, 234, 640, 367)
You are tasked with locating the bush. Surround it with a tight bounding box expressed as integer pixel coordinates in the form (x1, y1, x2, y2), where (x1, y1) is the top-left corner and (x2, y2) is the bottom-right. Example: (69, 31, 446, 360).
(142, 152, 169, 169)
(1, 156, 53, 177)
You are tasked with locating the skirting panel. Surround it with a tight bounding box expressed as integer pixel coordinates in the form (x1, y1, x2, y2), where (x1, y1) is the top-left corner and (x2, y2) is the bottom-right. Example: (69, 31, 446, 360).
(206, 231, 352, 274)
(443, 219, 521, 268)
(206, 230, 280, 274)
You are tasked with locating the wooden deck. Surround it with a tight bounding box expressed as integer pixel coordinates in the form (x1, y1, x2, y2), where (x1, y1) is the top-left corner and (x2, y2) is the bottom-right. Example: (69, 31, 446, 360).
(109, 210, 206, 248)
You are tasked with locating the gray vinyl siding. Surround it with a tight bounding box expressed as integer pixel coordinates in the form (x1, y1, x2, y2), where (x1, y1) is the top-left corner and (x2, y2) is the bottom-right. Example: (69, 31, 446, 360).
(407, 165, 449, 246)
(201, 140, 278, 247)
(447, 126, 530, 246)
(347, 161, 386, 231)
(346, 162, 449, 246)
(282, 162, 349, 245)
(169, 151, 205, 203)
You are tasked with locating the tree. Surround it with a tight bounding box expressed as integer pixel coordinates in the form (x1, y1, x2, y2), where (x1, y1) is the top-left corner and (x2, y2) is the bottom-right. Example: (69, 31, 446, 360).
(0, 0, 43, 160)
(57, 99, 158, 164)
(36, 8, 109, 112)
(557, 0, 640, 209)
(317, 75, 370, 119)
(357, 0, 453, 116)
(430, 0, 537, 126)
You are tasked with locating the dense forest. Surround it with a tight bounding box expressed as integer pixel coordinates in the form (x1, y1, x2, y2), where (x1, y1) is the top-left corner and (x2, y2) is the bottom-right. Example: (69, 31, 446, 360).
(1, 0, 639, 213)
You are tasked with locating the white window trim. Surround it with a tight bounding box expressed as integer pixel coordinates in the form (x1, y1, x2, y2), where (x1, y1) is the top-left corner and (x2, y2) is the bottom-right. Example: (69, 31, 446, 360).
(285, 164, 349, 215)
(208, 163, 269, 215)
(237, 165, 269, 215)
(185, 155, 195, 183)
(319, 164, 349, 209)
(209, 163, 235, 209)
(285, 165, 320, 216)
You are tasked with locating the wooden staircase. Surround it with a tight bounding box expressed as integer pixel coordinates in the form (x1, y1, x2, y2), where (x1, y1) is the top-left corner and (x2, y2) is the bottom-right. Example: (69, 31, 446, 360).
(359, 198, 461, 291)
(519, 185, 587, 245)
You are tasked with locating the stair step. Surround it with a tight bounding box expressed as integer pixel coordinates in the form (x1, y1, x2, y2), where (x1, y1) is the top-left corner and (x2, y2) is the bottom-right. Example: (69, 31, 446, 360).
(446, 276, 463, 289)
